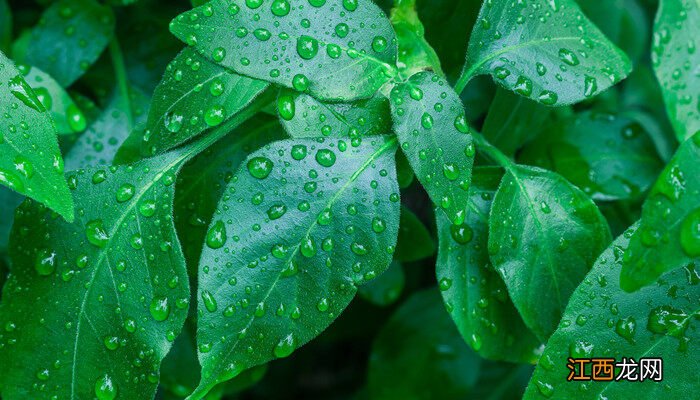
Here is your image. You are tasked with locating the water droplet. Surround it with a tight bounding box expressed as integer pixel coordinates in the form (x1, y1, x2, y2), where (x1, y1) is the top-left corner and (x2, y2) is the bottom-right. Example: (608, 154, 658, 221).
(680, 208, 700, 257)
(35, 249, 56, 276)
(204, 105, 226, 127)
(274, 333, 296, 358)
(247, 157, 274, 179)
(85, 220, 109, 248)
(202, 290, 218, 312)
(115, 184, 135, 203)
(206, 220, 227, 249)
(95, 374, 117, 400)
(450, 223, 473, 244)
(315, 149, 336, 167)
(559, 48, 580, 66)
(296, 36, 319, 60)
(271, 0, 291, 16)
(150, 297, 170, 321)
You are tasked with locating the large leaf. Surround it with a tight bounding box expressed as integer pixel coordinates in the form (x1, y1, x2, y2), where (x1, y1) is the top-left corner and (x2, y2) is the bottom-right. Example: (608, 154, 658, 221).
(524, 224, 700, 399)
(0, 51, 74, 221)
(175, 115, 284, 273)
(458, 0, 632, 106)
(621, 134, 700, 291)
(65, 88, 150, 170)
(437, 167, 541, 363)
(13, 0, 115, 87)
(481, 88, 552, 157)
(18, 64, 87, 136)
(368, 289, 533, 400)
(651, 0, 700, 141)
(277, 89, 392, 139)
(0, 0, 11, 52)
(389, 0, 443, 78)
(489, 165, 611, 340)
(520, 110, 664, 201)
(390, 71, 475, 224)
(133, 48, 268, 159)
(192, 136, 400, 399)
(0, 151, 191, 399)
(169, 0, 398, 101)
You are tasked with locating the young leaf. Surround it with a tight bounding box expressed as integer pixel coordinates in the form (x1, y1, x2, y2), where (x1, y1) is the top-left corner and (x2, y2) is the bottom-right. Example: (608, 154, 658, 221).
(13, 0, 115, 87)
(620, 134, 700, 291)
(0, 151, 191, 400)
(169, 0, 398, 101)
(368, 289, 533, 400)
(277, 89, 392, 139)
(389, 0, 443, 78)
(390, 71, 475, 224)
(489, 165, 612, 340)
(520, 111, 664, 201)
(175, 115, 284, 272)
(481, 88, 552, 157)
(394, 206, 435, 262)
(437, 167, 541, 363)
(0, 51, 74, 221)
(651, 0, 700, 141)
(18, 64, 88, 136)
(65, 88, 150, 170)
(457, 0, 632, 106)
(134, 48, 268, 159)
(358, 260, 404, 306)
(0, 0, 11, 53)
(524, 224, 700, 399)
(192, 136, 400, 399)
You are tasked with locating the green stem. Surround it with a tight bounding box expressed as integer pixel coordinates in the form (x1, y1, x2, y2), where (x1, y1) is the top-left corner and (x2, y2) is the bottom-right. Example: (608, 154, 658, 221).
(471, 131, 516, 173)
(454, 64, 477, 95)
(109, 38, 133, 129)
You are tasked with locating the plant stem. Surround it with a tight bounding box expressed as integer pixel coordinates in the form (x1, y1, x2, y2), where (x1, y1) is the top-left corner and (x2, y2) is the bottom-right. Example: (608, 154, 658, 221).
(109, 37, 134, 130)
(470, 130, 516, 173)
(454, 64, 477, 95)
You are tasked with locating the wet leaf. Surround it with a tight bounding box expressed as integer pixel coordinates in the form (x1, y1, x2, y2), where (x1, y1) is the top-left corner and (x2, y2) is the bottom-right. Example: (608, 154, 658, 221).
(0, 51, 74, 221)
(437, 167, 541, 363)
(389, 0, 443, 78)
(489, 165, 612, 340)
(192, 136, 400, 399)
(459, 0, 632, 106)
(169, 0, 398, 101)
(358, 260, 404, 306)
(390, 71, 475, 224)
(621, 134, 700, 291)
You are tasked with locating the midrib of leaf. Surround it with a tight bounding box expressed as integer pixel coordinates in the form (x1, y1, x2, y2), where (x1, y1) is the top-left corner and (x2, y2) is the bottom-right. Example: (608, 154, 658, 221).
(457, 36, 605, 93)
(507, 170, 564, 315)
(68, 91, 275, 399)
(195, 136, 398, 399)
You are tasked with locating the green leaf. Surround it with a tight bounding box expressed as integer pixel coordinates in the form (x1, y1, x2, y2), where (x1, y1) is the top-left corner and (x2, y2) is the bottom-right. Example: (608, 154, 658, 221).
(130, 48, 268, 159)
(0, 187, 22, 253)
(390, 71, 475, 224)
(488, 165, 611, 340)
(394, 206, 434, 262)
(175, 115, 284, 273)
(437, 167, 541, 363)
(358, 260, 404, 306)
(18, 64, 88, 136)
(651, 0, 700, 141)
(520, 110, 664, 201)
(482, 88, 552, 157)
(368, 289, 532, 400)
(0, 51, 74, 221)
(524, 224, 700, 399)
(389, 0, 443, 78)
(169, 0, 398, 101)
(277, 89, 392, 139)
(13, 0, 115, 87)
(458, 0, 632, 106)
(0, 151, 191, 400)
(620, 134, 700, 291)
(65, 88, 150, 170)
(0, 0, 11, 53)
(191, 136, 400, 399)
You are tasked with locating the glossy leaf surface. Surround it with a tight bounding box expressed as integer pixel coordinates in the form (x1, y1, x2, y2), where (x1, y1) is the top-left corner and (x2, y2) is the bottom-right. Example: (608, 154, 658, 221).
(489, 165, 611, 340)
(437, 167, 541, 363)
(461, 0, 631, 106)
(390, 71, 474, 224)
(0, 51, 74, 221)
(652, 0, 700, 140)
(193, 136, 400, 399)
(170, 0, 398, 101)
(0, 151, 191, 400)
(389, 0, 443, 78)
(524, 224, 700, 399)
(621, 134, 700, 291)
